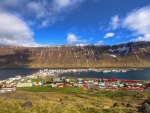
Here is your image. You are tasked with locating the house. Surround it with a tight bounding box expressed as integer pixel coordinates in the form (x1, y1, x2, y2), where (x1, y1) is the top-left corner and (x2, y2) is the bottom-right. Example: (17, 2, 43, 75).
(49, 83, 57, 87)
(6, 80, 11, 84)
(87, 80, 94, 84)
(78, 78, 83, 82)
(53, 77, 62, 82)
(33, 82, 43, 86)
(9, 75, 21, 81)
(99, 82, 106, 89)
(136, 83, 143, 86)
(65, 78, 70, 82)
(38, 82, 43, 86)
(0, 84, 3, 88)
(0, 86, 16, 93)
(73, 83, 78, 87)
(57, 83, 65, 88)
(17, 82, 33, 87)
(93, 82, 99, 85)
(26, 75, 37, 79)
(87, 84, 95, 89)
(77, 83, 85, 87)
(146, 87, 150, 92)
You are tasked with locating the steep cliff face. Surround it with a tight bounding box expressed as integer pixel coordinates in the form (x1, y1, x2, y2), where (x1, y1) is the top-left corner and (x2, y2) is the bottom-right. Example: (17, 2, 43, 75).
(0, 41, 150, 68)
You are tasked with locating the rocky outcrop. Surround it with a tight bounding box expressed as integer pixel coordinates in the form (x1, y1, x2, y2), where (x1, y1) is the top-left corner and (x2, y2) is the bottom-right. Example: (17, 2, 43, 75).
(138, 99, 150, 113)
(113, 102, 134, 108)
(21, 101, 33, 108)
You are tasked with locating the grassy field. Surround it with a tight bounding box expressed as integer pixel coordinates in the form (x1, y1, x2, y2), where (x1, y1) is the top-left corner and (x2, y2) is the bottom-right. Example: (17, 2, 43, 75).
(0, 87, 149, 113)
(17, 86, 84, 94)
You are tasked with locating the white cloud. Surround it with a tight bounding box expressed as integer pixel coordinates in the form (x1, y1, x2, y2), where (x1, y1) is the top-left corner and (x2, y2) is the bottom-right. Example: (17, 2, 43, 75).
(123, 6, 150, 41)
(0, 0, 85, 27)
(109, 15, 120, 29)
(131, 34, 150, 42)
(104, 32, 115, 39)
(53, 0, 82, 10)
(96, 40, 104, 45)
(0, 11, 39, 46)
(67, 33, 78, 43)
(67, 33, 87, 44)
(0, 0, 86, 46)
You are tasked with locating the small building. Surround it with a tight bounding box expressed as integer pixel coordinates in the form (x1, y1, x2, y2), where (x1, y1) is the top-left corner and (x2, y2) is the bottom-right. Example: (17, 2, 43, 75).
(57, 84, 65, 88)
(53, 78, 62, 82)
(78, 78, 83, 82)
(26, 75, 37, 79)
(49, 83, 57, 87)
(99, 82, 106, 89)
(9, 75, 21, 81)
(65, 78, 70, 82)
(17, 82, 33, 87)
(0, 86, 16, 93)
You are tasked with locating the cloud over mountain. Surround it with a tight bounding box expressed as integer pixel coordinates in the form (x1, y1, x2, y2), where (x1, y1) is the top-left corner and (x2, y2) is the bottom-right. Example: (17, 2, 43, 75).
(0, 12, 39, 46)
(67, 33, 87, 44)
(123, 6, 150, 41)
(0, 0, 85, 27)
(0, 0, 85, 46)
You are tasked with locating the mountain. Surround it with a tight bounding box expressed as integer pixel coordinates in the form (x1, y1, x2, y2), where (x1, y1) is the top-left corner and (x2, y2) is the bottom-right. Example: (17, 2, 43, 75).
(0, 41, 150, 68)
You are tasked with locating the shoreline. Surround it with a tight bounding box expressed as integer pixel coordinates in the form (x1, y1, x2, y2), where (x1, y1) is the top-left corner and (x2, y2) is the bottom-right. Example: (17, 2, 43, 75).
(0, 67, 150, 69)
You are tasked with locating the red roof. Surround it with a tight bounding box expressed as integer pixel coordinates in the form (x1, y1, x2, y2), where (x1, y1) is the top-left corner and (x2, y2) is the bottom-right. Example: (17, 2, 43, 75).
(93, 78, 98, 80)
(57, 84, 64, 87)
(102, 78, 108, 81)
(123, 80, 138, 83)
(103, 78, 119, 82)
(121, 87, 143, 91)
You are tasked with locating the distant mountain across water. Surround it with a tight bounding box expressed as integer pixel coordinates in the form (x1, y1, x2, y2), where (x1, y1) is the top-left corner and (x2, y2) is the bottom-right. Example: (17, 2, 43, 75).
(0, 41, 150, 68)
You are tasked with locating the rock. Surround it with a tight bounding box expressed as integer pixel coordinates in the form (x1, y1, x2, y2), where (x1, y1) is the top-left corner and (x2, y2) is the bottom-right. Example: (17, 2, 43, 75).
(126, 103, 133, 107)
(113, 102, 133, 108)
(121, 102, 127, 106)
(113, 103, 121, 108)
(21, 101, 33, 108)
(138, 102, 150, 113)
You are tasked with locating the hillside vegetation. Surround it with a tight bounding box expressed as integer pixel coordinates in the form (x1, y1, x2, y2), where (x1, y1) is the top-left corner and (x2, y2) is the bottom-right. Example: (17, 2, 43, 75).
(0, 89, 150, 113)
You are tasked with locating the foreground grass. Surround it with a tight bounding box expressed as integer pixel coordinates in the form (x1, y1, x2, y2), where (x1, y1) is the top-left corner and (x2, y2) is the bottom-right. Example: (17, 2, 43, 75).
(0, 88, 149, 113)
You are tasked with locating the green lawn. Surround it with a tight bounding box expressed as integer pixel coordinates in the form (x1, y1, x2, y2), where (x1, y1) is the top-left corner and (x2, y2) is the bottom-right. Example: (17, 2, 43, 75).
(31, 78, 43, 83)
(17, 86, 84, 94)
(17, 86, 142, 98)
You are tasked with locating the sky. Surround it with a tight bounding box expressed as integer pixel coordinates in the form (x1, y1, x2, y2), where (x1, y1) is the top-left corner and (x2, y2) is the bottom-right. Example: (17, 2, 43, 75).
(0, 0, 150, 46)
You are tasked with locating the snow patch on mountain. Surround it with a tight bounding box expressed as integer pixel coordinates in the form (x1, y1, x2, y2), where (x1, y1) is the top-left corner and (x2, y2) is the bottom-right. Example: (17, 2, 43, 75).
(109, 46, 130, 56)
(110, 54, 117, 58)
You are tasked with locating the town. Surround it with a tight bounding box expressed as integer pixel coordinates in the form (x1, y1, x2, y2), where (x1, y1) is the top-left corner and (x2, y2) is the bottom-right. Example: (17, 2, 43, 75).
(0, 69, 150, 93)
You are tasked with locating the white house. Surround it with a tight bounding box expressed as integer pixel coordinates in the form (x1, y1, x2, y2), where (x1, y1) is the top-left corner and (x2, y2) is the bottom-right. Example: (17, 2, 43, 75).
(17, 82, 33, 87)
(0, 87, 16, 93)
(9, 75, 21, 81)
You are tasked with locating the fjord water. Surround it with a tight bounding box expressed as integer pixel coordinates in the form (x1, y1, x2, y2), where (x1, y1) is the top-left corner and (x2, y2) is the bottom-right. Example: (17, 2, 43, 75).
(0, 68, 38, 80)
(61, 68, 150, 81)
(0, 68, 150, 80)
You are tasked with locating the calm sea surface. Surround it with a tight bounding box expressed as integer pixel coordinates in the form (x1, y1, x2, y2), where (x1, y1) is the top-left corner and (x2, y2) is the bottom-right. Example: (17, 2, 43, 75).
(61, 68, 150, 80)
(0, 68, 150, 80)
(0, 68, 38, 80)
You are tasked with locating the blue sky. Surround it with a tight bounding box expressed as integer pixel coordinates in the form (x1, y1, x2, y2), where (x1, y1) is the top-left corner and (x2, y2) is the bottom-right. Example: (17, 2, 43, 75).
(0, 0, 150, 46)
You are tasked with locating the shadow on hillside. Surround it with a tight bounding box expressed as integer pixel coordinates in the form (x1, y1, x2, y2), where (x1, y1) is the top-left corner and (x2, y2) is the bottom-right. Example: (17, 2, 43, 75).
(0, 49, 32, 68)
